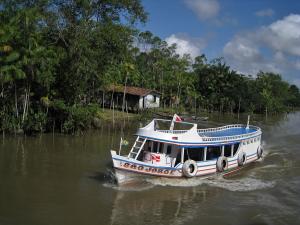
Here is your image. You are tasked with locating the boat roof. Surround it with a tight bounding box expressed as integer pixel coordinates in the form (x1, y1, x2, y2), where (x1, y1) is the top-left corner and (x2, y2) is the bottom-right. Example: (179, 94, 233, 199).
(136, 119, 262, 147)
(199, 127, 257, 137)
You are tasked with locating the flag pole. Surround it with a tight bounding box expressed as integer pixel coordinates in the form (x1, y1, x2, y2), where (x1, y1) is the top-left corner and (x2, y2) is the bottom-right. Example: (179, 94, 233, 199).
(170, 114, 176, 130)
(118, 137, 123, 155)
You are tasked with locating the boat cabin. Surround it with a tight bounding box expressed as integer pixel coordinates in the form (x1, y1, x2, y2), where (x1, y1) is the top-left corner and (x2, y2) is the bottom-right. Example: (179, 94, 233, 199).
(136, 140, 241, 167)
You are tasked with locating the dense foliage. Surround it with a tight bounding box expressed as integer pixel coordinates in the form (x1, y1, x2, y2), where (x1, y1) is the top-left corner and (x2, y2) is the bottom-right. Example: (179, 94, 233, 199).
(0, 0, 299, 134)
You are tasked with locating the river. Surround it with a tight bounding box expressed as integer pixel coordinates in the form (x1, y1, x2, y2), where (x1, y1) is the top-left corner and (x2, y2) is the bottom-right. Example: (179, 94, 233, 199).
(0, 112, 299, 225)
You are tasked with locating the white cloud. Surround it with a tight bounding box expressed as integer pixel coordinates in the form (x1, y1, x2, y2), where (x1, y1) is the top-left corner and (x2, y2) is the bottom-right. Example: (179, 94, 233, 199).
(223, 35, 280, 75)
(223, 14, 300, 85)
(224, 36, 261, 62)
(273, 51, 285, 63)
(165, 34, 206, 58)
(259, 14, 300, 56)
(184, 0, 220, 20)
(255, 9, 275, 17)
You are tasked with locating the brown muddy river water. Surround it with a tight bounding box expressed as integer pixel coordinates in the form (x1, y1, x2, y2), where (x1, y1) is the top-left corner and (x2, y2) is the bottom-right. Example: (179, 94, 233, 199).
(0, 112, 300, 225)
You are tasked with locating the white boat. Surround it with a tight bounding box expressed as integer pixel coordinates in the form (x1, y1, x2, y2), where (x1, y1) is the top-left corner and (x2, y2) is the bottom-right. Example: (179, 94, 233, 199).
(110, 115, 263, 183)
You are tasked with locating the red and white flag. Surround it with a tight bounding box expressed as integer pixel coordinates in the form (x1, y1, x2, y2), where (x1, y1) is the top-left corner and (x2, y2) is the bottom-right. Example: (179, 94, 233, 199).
(173, 114, 182, 122)
(151, 153, 161, 162)
(170, 114, 182, 130)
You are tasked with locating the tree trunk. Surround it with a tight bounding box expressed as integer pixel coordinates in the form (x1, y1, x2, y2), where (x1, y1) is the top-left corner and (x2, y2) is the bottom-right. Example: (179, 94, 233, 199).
(194, 95, 197, 116)
(237, 97, 241, 120)
(126, 101, 129, 120)
(0, 83, 3, 97)
(116, 95, 119, 109)
(110, 91, 114, 110)
(22, 84, 30, 124)
(122, 75, 128, 113)
(22, 86, 28, 124)
(112, 101, 115, 124)
(15, 83, 18, 119)
(102, 91, 105, 112)
(176, 81, 180, 108)
(170, 91, 173, 108)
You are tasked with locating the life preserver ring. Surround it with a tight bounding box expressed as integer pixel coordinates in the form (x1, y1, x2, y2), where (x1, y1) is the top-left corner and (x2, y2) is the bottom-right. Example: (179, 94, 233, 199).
(257, 146, 263, 159)
(182, 160, 198, 178)
(216, 156, 228, 172)
(237, 151, 247, 166)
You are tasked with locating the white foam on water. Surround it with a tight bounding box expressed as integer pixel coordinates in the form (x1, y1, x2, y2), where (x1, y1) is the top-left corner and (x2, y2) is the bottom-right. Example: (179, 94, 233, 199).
(146, 176, 209, 187)
(254, 164, 279, 170)
(104, 170, 275, 192)
(267, 152, 287, 157)
(103, 180, 155, 191)
(102, 168, 155, 191)
(204, 176, 275, 192)
(146, 175, 275, 192)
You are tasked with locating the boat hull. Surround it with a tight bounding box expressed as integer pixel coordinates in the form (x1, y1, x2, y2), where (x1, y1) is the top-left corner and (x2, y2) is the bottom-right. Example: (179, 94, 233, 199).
(111, 150, 260, 183)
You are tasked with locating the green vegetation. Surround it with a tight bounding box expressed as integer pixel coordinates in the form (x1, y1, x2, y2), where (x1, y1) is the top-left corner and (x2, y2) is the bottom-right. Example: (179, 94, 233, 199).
(1, 0, 300, 134)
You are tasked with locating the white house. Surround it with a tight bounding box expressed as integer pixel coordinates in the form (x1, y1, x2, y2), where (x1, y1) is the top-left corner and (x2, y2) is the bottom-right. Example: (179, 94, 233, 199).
(138, 90, 160, 109)
(107, 85, 160, 110)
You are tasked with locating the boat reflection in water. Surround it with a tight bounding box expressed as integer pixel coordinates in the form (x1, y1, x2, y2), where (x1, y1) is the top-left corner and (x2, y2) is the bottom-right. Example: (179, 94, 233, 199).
(110, 183, 218, 225)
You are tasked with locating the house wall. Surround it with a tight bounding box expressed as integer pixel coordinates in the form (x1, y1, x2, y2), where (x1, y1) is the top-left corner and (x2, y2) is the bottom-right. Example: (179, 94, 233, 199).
(139, 94, 160, 109)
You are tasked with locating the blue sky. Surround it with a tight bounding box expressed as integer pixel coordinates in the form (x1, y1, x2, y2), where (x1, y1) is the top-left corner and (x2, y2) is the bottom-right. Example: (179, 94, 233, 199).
(138, 0, 300, 87)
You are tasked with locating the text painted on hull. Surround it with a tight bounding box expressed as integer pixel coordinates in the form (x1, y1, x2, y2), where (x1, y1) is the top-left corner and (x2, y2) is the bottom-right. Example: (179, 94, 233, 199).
(119, 162, 178, 175)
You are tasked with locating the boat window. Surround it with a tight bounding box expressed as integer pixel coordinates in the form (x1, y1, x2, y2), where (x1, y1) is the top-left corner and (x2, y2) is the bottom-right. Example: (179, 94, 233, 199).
(175, 151, 181, 166)
(145, 140, 151, 152)
(224, 145, 231, 157)
(152, 142, 158, 153)
(166, 145, 172, 155)
(185, 148, 205, 161)
(206, 146, 221, 160)
(159, 143, 164, 153)
(233, 143, 240, 155)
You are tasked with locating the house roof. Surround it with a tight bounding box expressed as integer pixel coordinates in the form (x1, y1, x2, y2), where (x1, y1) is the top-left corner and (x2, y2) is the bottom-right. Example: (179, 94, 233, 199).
(107, 85, 160, 97)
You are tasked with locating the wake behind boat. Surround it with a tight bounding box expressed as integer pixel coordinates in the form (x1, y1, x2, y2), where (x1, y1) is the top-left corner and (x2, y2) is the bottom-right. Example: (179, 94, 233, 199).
(110, 115, 263, 183)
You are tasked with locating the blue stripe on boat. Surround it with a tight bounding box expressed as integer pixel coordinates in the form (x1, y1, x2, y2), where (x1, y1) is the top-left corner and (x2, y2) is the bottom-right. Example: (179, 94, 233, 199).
(138, 134, 261, 146)
(199, 127, 257, 137)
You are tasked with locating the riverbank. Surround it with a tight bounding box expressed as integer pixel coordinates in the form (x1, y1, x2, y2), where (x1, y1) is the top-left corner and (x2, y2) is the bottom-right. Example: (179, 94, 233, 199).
(1, 103, 298, 136)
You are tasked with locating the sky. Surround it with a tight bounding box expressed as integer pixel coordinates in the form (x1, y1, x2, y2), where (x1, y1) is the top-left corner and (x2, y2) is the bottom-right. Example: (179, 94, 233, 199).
(138, 0, 300, 87)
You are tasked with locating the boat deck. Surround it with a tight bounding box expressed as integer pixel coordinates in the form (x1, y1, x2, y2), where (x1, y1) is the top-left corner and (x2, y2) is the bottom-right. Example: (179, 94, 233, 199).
(139, 119, 262, 144)
(199, 127, 257, 137)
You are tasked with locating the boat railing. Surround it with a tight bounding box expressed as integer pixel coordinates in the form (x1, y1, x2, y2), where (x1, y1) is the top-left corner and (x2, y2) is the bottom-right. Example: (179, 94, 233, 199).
(156, 129, 188, 134)
(201, 132, 259, 142)
(198, 124, 261, 142)
(197, 124, 244, 133)
(156, 124, 261, 142)
(156, 129, 259, 141)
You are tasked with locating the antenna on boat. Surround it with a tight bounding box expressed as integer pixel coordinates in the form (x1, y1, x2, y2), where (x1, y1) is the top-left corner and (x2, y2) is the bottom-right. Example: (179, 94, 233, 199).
(246, 115, 250, 129)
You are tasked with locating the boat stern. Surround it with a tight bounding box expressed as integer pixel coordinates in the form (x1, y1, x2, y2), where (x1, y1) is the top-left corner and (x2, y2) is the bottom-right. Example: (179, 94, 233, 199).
(110, 150, 121, 169)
